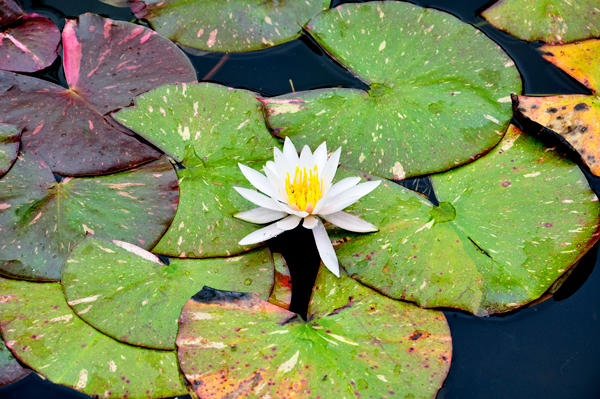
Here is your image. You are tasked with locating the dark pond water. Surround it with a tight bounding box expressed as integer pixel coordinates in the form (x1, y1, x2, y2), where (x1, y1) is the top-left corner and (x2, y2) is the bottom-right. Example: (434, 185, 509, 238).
(1, 0, 600, 398)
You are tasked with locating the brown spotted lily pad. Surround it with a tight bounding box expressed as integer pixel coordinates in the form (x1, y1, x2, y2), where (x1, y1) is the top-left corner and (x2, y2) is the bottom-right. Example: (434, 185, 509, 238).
(176, 267, 452, 398)
(331, 125, 600, 316)
(115, 83, 280, 258)
(0, 13, 60, 73)
(482, 0, 600, 44)
(62, 235, 275, 350)
(263, 1, 521, 180)
(0, 13, 197, 175)
(0, 152, 178, 281)
(267, 252, 292, 310)
(0, 277, 187, 398)
(0, 123, 21, 175)
(0, 338, 30, 387)
(515, 39, 600, 175)
(0, 0, 24, 27)
(129, 0, 330, 52)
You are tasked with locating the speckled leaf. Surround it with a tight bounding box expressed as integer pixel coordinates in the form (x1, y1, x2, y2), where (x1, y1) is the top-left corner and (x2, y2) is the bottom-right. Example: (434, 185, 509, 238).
(177, 267, 452, 398)
(0, 0, 24, 27)
(334, 125, 600, 316)
(515, 95, 600, 175)
(0, 277, 187, 398)
(262, 1, 520, 180)
(115, 83, 280, 257)
(540, 38, 600, 93)
(129, 0, 329, 52)
(0, 13, 60, 73)
(62, 235, 274, 350)
(0, 152, 178, 281)
(0, 337, 30, 387)
(0, 123, 21, 175)
(62, 13, 197, 113)
(482, 0, 600, 44)
(0, 71, 160, 176)
(268, 252, 292, 310)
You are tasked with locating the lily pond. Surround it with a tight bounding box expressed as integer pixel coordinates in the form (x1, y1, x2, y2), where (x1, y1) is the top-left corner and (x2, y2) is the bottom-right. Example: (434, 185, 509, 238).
(1, 0, 600, 398)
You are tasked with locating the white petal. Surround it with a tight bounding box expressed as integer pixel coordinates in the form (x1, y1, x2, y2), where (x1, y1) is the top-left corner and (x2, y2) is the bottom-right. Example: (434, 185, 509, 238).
(312, 176, 361, 215)
(239, 222, 285, 245)
(276, 214, 302, 231)
(313, 219, 340, 277)
(234, 207, 288, 224)
(238, 163, 282, 201)
(321, 211, 378, 233)
(274, 147, 295, 178)
(298, 144, 313, 171)
(318, 180, 381, 215)
(234, 187, 282, 212)
(321, 146, 341, 192)
(313, 142, 328, 173)
(263, 164, 287, 200)
(283, 136, 299, 164)
(302, 215, 319, 229)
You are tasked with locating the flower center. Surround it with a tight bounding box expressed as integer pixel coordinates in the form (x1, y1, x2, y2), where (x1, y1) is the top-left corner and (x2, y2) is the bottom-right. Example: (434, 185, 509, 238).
(285, 166, 322, 213)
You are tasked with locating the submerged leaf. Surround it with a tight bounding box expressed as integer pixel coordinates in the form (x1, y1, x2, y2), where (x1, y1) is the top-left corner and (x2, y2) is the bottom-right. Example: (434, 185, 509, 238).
(0, 277, 187, 398)
(129, 0, 330, 52)
(0, 152, 179, 281)
(0, 338, 30, 387)
(267, 252, 292, 310)
(63, 236, 275, 350)
(0, 123, 21, 175)
(263, 1, 520, 179)
(177, 268, 451, 398)
(482, 0, 600, 44)
(334, 125, 600, 316)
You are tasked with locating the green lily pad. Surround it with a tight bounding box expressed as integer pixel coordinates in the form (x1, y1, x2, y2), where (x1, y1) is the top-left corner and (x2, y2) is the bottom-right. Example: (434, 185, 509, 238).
(0, 152, 179, 281)
(0, 277, 187, 398)
(62, 235, 275, 350)
(115, 83, 280, 258)
(0, 337, 30, 387)
(129, 0, 330, 52)
(482, 0, 600, 44)
(0, 123, 21, 175)
(268, 252, 292, 310)
(177, 267, 452, 398)
(262, 1, 521, 180)
(333, 125, 600, 316)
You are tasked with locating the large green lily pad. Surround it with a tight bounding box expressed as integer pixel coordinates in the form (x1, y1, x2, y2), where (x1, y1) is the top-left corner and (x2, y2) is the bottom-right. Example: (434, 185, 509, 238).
(0, 123, 21, 175)
(262, 1, 521, 180)
(129, 0, 330, 52)
(482, 0, 600, 44)
(0, 277, 187, 398)
(62, 235, 275, 350)
(332, 125, 600, 316)
(177, 267, 452, 398)
(115, 83, 280, 258)
(0, 337, 30, 387)
(0, 152, 179, 281)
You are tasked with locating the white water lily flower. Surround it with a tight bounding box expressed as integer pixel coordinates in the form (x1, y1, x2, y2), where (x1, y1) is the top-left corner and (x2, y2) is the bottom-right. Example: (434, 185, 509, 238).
(233, 137, 381, 277)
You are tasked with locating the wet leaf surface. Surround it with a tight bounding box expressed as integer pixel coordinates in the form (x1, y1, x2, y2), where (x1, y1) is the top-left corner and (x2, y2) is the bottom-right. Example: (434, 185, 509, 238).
(177, 267, 451, 398)
(263, 1, 520, 180)
(63, 235, 275, 350)
(0, 123, 21, 176)
(129, 0, 329, 52)
(0, 338, 30, 387)
(515, 39, 600, 175)
(0, 277, 187, 398)
(268, 252, 292, 310)
(0, 13, 60, 73)
(115, 83, 280, 257)
(334, 125, 600, 316)
(0, 0, 24, 27)
(0, 152, 178, 281)
(482, 0, 600, 44)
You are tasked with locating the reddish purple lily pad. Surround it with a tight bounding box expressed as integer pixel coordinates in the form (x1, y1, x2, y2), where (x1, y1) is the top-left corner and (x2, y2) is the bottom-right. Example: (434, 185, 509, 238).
(63, 13, 197, 113)
(0, 0, 24, 27)
(0, 13, 60, 73)
(0, 338, 30, 387)
(0, 123, 21, 175)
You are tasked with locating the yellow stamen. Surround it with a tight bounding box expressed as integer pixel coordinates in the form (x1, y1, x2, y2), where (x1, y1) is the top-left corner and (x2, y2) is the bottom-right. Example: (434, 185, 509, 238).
(285, 165, 323, 212)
